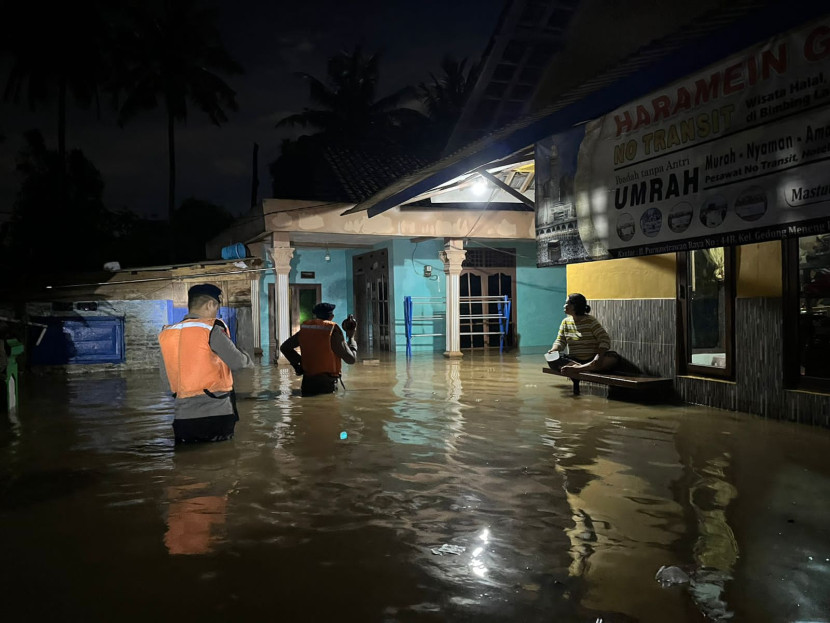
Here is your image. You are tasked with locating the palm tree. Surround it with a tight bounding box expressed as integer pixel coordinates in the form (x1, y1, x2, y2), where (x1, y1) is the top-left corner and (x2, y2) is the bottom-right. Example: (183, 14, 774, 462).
(276, 45, 419, 143)
(1, 0, 115, 203)
(417, 55, 481, 156)
(113, 0, 242, 251)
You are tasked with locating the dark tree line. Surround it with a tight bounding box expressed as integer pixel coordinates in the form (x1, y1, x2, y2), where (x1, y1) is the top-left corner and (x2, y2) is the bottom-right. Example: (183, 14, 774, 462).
(0, 0, 483, 277)
(0, 0, 242, 273)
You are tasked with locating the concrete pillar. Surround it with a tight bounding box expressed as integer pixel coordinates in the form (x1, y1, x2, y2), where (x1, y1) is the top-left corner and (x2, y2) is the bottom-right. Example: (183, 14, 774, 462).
(250, 279, 260, 353)
(269, 243, 294, 364)
(439, 239, 466, 358)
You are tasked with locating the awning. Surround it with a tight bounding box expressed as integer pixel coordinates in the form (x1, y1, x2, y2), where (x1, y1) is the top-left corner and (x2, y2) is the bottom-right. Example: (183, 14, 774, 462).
(346, 0, 827, 218)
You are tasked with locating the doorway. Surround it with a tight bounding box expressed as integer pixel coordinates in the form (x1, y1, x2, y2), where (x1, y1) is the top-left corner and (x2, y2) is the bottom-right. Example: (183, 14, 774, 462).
(459, 247, 516, 350)
(353, 249, 391, 353)
(268, 282, 321, 362)
(289, 284, 322, 335)
(459, 270, 515, 349)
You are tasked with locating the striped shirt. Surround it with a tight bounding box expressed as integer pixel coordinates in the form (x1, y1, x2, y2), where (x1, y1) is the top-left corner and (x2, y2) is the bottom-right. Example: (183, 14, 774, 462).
(553, 315, 611, 360)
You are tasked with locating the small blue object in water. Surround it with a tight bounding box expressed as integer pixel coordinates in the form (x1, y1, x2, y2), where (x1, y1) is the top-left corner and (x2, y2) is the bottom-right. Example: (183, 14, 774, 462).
(339, 431, 348, 440)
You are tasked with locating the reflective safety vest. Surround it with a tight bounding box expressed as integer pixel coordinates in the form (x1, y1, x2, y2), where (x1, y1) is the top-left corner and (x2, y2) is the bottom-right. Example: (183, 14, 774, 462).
(158, 318, 233, 398)
(298, 319, 341, 377)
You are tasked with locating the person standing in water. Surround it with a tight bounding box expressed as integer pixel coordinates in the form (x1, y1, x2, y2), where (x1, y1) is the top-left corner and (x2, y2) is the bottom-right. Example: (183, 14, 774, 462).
(547, 293, 619, 375)
(280, 302, 357, 396)
(159, 283, 253, 443)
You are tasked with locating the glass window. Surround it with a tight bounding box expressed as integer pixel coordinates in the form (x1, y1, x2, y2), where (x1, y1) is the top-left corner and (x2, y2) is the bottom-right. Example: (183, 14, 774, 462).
(784, 235, 830, 391)
(677, 247, 735, 378)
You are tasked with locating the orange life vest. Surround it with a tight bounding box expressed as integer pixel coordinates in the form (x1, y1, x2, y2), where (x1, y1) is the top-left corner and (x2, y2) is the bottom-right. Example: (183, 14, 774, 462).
(158, 318, 233, 398)
(298, 319, 341, 377)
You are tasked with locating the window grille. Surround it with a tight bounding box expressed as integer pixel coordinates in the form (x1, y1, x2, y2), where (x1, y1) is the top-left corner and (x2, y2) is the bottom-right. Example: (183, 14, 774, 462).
(462, 248, 516, 268)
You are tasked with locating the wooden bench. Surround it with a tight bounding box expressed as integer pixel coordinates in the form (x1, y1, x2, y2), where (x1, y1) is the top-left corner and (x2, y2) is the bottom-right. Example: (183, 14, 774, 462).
(542, 367, 673, 396)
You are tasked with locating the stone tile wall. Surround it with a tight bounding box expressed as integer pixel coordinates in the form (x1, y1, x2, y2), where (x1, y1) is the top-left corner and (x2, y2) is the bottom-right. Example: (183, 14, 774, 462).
(587, 297, 830, 427)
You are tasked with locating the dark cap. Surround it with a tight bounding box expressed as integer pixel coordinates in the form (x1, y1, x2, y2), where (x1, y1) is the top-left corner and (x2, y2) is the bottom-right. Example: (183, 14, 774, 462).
(188, 283, 222, 304)
(312, 302, 336, 318)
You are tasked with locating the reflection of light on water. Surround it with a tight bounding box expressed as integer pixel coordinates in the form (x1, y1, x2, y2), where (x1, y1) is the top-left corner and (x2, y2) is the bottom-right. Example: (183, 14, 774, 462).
(446, 360, 462, 403)
(470, 545, 487, 578)
(468, 528, 492, 578)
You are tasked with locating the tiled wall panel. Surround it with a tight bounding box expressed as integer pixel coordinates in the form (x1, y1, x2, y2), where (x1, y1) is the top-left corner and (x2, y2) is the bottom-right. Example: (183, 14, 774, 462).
(584, 298, 830, 427)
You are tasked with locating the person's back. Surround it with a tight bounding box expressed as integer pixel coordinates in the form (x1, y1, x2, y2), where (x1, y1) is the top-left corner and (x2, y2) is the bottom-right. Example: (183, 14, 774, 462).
(280, 302, 357, 396)
(159, 283, 253, 443)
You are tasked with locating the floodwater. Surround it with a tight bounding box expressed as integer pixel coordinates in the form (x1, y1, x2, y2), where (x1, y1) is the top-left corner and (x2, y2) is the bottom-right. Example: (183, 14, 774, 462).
(2, 352, 829, 623)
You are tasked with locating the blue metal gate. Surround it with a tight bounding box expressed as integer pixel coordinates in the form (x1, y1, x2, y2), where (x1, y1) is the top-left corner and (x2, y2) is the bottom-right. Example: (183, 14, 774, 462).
(29, 316, 126, 365)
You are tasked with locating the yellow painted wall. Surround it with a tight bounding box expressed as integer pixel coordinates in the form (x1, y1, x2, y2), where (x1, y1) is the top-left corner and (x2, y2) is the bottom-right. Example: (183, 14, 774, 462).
(566, 254, 676, 300)
(736, 241, 782, 298)
(566, 242, 782, 301)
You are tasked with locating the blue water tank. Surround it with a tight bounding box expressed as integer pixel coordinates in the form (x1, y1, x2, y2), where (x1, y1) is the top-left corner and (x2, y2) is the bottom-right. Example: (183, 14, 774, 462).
(221, 243, 247, 260)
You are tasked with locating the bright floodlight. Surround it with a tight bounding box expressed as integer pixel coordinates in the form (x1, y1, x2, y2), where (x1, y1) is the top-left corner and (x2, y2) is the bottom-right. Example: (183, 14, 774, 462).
(472, 177, 488, 196)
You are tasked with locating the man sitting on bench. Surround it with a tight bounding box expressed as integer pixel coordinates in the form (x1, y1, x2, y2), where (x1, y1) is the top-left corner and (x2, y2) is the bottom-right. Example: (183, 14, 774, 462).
(547, 293, 619, 376)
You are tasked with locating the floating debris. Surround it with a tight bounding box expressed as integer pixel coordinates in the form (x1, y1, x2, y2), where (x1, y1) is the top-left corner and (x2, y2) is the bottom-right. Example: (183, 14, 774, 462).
(431, 544, 466, 556)
(655, 565, 690, 587)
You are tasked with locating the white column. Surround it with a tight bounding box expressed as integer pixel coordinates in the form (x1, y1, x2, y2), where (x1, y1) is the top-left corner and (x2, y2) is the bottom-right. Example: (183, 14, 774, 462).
(269, 244, 294, 364)
(250, 279, 261, 353)
(439, 239, 466, 358)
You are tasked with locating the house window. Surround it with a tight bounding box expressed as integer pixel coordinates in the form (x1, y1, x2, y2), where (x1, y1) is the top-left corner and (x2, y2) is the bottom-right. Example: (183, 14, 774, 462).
(783, 235, 830, 392)
(677, 247, 735, 378)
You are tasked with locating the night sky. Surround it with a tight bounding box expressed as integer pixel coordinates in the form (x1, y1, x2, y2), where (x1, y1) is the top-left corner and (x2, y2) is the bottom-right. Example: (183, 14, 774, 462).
(0, 0, 505, 221)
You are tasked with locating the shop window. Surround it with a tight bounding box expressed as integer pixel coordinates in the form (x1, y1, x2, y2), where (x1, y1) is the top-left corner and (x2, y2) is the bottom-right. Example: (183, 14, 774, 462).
(677, 247, 735, 378)
(783, 235, 830, 392)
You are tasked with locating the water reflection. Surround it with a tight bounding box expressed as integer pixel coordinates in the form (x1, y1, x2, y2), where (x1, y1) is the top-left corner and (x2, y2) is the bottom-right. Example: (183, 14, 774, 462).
(2, 355, 830, 621)
(164, 483, 228, 555)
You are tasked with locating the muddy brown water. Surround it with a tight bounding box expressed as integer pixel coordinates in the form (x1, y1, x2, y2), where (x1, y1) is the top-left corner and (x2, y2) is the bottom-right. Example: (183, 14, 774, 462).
(1, 352, 829, 622)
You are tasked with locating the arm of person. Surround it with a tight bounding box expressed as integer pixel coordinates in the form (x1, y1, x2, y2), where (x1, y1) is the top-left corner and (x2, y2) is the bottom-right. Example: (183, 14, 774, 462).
(209, 325, 254, 370)
(587, 319, 611, 366)
(279, 331, 304, 373)
(159, 352, 173, 393)
(331, 324, 357, 365)
(548, 319, 568, 353)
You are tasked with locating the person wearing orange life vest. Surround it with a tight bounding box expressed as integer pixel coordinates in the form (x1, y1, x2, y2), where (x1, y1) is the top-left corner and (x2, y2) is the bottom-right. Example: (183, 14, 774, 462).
(280, 302, 357, 396)
(159, 284, 253, 443)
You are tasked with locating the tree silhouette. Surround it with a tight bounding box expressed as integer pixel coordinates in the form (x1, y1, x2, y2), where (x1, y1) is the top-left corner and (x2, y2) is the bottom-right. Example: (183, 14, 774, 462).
(276, 45, 420, 142)
(417, 56, 481, 157)
(112, 0, 242, 256)
(3, 130, 115, 273)
(0, 0, 117, 206)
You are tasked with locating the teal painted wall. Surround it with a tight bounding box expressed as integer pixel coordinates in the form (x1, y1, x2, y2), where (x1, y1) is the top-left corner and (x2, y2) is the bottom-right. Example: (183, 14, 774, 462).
(291, 247, 353, 317)
(390, 239, 565, 353)
(257, 247, 353, 363)
(511, 240, 566, 351)
(258, 239, 565, 361)
(390, 238, 445, 353)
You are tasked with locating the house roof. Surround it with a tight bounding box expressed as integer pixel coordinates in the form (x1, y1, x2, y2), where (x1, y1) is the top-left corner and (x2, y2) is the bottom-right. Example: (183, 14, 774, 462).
(347, 0, 827, 218)
(270, 136, 429, 205)
(321, 143, 429, 204)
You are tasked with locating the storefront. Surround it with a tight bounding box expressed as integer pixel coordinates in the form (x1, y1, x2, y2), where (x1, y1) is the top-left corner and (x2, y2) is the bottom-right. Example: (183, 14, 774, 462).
(350, 5, 830, 424)
(536, 16, 830, 423)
